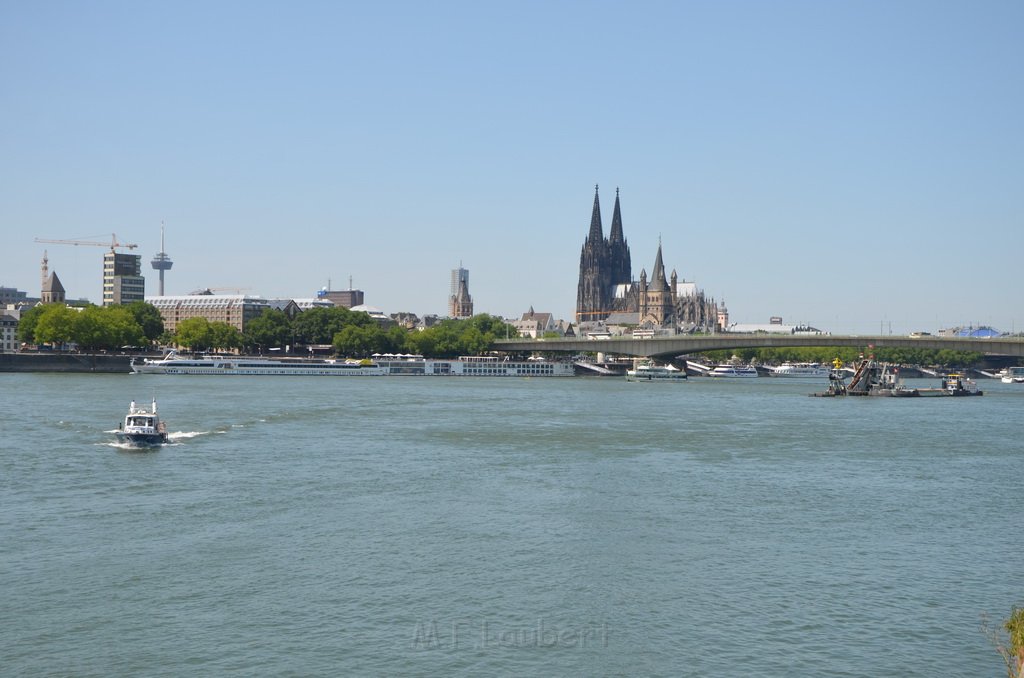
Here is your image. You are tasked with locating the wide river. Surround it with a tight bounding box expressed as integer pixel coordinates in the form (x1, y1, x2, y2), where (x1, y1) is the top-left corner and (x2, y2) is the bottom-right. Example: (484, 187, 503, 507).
(2, 372, 1021, 676)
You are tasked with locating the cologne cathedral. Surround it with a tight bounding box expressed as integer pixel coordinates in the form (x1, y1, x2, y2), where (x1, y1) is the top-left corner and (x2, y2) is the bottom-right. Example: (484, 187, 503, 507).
(575, 186, 720, 331)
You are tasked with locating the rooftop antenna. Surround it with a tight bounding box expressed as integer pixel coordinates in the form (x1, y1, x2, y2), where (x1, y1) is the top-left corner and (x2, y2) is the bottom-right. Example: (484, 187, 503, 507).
(150, 221, 173, 296)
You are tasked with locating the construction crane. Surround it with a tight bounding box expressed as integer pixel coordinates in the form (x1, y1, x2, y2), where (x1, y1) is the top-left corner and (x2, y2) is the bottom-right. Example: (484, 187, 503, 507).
(34, 233, 138, 251)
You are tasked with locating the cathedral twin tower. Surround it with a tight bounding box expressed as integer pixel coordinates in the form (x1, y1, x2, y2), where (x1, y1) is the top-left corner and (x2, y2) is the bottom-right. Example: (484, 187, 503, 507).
(575, 185, 719, 331)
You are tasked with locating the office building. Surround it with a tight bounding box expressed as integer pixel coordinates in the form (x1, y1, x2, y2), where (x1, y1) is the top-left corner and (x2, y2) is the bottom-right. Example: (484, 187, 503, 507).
(103, 252, 145, 305)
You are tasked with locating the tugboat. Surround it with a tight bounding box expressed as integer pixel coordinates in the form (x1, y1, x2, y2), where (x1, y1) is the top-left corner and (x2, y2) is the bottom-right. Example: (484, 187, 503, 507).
(926, 373, 984, 397)
(115, 399, 168, 446)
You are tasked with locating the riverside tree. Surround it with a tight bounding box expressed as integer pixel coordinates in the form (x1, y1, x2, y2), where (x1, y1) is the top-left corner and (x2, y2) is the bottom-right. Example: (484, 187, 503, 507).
(291, 306, 374, 345)
(243, 308, 292, 353)
(18, 303, 147, 351)
(174, 317, 242, 352)
(125, 301, 165, 344)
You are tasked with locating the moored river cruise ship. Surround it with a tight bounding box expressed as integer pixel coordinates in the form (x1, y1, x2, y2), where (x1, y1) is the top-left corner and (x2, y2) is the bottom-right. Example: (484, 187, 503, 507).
(132, 352, 575, 377)
(132, 352, 386, 376)
(373, 354, 576, 377)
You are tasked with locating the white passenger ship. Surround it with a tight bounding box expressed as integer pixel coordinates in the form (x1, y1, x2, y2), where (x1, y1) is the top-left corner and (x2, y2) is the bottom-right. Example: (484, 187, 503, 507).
(133, 352, 575, 377)
(625, 362, 687, 382)
(132, 352, 386, 376)
(708, 364, 759, 378)
(373, 354, 576, 377)
(766, 362, 830, 378)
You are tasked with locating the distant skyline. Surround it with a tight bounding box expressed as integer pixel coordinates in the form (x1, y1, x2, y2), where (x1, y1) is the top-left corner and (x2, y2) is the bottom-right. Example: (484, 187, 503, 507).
(2, 1, 1022, 335)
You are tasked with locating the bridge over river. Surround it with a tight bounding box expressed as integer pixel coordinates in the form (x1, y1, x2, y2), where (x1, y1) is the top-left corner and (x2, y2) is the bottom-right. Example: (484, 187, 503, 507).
(494, 334, 1024, 359)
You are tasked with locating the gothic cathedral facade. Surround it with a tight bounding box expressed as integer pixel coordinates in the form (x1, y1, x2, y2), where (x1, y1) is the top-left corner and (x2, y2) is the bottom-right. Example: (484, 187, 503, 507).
(575, 186, 720, 331)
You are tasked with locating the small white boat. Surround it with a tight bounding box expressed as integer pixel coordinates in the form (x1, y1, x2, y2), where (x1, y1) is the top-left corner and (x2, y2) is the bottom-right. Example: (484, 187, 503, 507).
(115, 399, 168, 446)
(626, 362, 687, 381)
(767, 362, 830, 378)
(708, 364, 759, 378)
(1001, 366, 1024, 384)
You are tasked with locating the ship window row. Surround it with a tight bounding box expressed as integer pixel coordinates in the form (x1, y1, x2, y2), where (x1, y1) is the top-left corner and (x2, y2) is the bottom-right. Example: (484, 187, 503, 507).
(462, 367, 555, 374)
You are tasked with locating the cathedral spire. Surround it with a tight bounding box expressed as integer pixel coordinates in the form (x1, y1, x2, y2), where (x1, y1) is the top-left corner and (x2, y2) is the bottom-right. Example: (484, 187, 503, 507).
(609, 187, 624, 244)
(649, 241, 668, 291)
(587, 184, 603, 242)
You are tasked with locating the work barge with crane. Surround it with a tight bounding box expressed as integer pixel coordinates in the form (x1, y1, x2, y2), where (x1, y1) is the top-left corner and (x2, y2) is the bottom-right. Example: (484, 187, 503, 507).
(811, 359, 983, 398)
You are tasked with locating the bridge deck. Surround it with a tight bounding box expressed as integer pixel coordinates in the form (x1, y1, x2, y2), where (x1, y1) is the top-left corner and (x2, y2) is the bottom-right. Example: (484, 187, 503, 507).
(494, 335, 1024, 358)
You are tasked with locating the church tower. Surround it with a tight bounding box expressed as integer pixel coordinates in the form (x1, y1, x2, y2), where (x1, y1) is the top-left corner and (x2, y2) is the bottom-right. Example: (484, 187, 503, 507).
(40, 251, 66, 304)
(576, 185, 613, 323)
(607, 188, 631, 289)
(576, 185, 637, 324)
(641, 242, 674, 326)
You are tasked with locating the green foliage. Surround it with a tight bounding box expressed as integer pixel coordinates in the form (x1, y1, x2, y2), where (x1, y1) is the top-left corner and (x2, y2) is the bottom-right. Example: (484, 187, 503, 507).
(467, 313, 518, 338)
(174, 317, 213, 351)
(243, 309, 291, 353)
(209, 321, 243, 351)
(332, 324, 397, 357)
(292, 306, 373, 345)
(1008, 607, 1024, 678)
(985, 606, 1024, 678)
(398, 314, 515, 358)
(33, 305, 78, 347)
(18, 303, 147, 351)
(125, 301, 164, 342)
(74, 305, 145, 350)
(174, 317, 242, 352)
(15, 304, 47, 344)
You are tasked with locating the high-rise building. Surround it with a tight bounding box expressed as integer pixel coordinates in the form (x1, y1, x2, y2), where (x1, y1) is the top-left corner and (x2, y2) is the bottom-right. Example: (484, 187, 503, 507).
(449, 266, 473, 318)
(319, 277, 365, 309)
(103, 251, 145, 305)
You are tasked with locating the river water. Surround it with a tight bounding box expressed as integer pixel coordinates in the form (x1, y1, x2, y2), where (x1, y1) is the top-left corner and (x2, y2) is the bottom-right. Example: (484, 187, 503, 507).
(2, 373, 1021, 676)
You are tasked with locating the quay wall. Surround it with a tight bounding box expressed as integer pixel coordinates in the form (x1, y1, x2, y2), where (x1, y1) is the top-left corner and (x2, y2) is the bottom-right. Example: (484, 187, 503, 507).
(0, 353, 133, 373)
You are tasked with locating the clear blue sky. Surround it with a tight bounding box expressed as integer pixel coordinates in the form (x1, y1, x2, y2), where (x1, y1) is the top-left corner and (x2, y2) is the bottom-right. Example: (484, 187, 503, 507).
(2, 1, 1022, 334)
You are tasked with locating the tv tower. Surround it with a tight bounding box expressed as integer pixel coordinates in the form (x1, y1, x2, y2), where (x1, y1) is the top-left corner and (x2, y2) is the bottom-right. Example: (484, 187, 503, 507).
(150, 221, 173, 296)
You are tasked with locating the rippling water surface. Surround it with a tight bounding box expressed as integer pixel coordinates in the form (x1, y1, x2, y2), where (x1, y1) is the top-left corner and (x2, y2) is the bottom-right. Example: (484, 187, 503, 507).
(2, 373, 1021, 676)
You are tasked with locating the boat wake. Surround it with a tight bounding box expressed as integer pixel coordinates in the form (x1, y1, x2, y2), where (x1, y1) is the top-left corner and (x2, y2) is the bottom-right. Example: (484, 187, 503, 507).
(101, 430, 214, 449)
(101, 440, 169, 451)
(167, 430, 214, 441)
